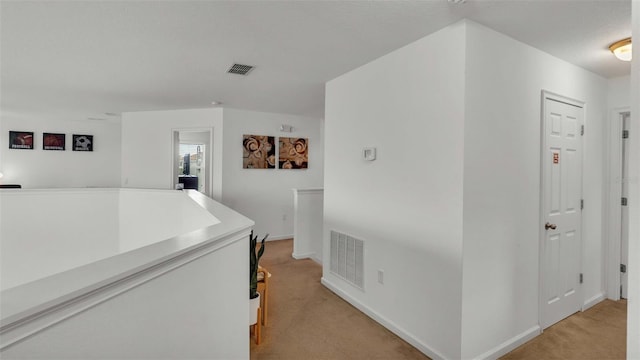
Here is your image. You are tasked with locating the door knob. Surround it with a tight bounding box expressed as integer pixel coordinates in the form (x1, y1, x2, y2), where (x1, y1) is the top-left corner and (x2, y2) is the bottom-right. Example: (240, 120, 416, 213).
(545, 222, 557, 230)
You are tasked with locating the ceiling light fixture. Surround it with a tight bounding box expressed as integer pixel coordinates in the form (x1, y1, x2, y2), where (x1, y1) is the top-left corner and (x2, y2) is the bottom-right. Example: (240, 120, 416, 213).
(609, 37, 632, 62)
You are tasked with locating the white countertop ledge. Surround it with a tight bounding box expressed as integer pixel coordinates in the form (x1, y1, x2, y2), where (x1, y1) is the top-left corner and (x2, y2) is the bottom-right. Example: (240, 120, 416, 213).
(0, 188, 253, 344)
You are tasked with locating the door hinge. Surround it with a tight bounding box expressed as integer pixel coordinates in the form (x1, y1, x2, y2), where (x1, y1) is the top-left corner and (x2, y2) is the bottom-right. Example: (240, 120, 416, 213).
(581, 125, 584, 136)
(579, 273, 583, 284)
(622, 197, 628, 206)
(623, 130, 629, 139)
(621, 264, 627, 273)
(581, 199, 584, 210)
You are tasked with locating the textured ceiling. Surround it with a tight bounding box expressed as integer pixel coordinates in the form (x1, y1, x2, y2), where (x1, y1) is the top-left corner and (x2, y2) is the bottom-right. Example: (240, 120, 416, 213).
(0, 0, 632, 120)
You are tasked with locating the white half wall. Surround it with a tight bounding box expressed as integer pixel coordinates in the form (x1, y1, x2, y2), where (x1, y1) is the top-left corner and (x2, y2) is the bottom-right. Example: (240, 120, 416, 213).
(1, 235, 249, 360)
(461, 21, 608, 359)
(292, 188, 324, 262)
(324, 22, 466, 360)
(221, 108, 324, 240)
(0, 115, 121, 189)
(120, 108, 223, 200)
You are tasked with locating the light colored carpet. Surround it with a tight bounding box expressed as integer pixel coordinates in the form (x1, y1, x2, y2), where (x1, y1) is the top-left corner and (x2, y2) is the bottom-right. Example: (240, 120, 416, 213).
(250, 239, 626, 360)
(500, 299, 627, 360)
(249, 239, 429, 360)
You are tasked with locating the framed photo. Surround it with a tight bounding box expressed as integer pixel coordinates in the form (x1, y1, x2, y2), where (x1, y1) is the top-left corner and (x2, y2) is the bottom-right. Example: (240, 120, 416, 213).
(243, 135, 275, 169)
(43, 133, 66, 151)
(9, 131, 34, 150)
(72, 134, 93, 152)
(279, 137, 308, 169)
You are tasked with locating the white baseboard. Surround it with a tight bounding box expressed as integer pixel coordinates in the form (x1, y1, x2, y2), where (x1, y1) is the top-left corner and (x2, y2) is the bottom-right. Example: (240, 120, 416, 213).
(321, 277, 448, 360)
(310, 255, 322, 265)
(266, 234, 293, 241)
(583, 292, 605, 311)
(473, 325, 540, 360)
(292, 252, 322, 265)
(292, 251, 315, 260)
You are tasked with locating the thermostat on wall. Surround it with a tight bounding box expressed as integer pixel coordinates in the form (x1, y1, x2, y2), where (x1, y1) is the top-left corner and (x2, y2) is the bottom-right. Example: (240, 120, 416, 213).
(363, 147, 376, 161)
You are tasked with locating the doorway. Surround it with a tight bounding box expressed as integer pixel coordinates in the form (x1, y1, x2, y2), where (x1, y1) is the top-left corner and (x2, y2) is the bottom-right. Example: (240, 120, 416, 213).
(172, 129, 213, 197)
(620, 112, 629, 299)
(539, 91, 585, 329)
(606, 109, 631, 300)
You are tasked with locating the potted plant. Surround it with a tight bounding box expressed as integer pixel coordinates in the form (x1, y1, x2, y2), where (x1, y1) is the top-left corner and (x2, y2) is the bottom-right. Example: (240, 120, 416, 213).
(249, 231, 268, 325)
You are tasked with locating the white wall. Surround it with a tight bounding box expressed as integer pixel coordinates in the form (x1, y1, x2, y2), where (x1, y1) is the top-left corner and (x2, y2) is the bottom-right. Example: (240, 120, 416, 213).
(221, 108, 324, 240)
(121, 107, 324, 240)
(324, 22, 467, 360)
(627, 1, 639, 357)
(0, 115, 121, 188)
(324, 19, 613, 360)
(120, 108, 223, 200)
(461, 21, 608, 359)
(607, 76, 630, 109)
(605, 75, 631, 301)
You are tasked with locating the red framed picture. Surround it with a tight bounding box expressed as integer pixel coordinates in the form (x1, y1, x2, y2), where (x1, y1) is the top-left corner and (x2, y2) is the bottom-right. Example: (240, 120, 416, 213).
(43, 133, 66, 151)
(9, 131, 34, 150)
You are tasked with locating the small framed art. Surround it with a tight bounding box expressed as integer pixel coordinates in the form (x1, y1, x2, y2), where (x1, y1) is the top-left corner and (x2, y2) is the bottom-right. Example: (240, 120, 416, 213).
(43, 133, 66, 151)
(243, 135, 275, 169)
(73, 134, 93, 151)
(9, 131, 34, 150)
(279, 137, 308, 169)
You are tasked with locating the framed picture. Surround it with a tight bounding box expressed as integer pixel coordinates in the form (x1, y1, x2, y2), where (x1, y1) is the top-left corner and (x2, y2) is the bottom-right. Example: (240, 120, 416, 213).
(43, 133, 66, 151)
(279, 137, 308, 169)
(72, 134, 93, 151)
(243, 135, 275, 169)
(9, 131, 34, 149)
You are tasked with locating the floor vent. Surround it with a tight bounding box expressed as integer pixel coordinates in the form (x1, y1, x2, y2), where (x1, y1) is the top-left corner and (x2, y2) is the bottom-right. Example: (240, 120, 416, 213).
(227, 63, 254, 75)
(330, 230, 364, 290)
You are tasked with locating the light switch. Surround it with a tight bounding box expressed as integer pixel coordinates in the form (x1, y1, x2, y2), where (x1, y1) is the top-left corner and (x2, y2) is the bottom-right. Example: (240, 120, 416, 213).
(363, 147, 376, 161)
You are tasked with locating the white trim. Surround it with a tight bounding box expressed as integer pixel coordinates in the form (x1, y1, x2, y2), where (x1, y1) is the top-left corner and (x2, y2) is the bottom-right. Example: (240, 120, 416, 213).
(171, 127, 215, 197)
(266, 234, 293, 241)
(292, 251, 315, 259)
(292, 188, 324, 194)
(321, 277, 448, 360)
(472, 325, 541, 360)
(605, 107, 630, 301)
(583, 292, 605, 311)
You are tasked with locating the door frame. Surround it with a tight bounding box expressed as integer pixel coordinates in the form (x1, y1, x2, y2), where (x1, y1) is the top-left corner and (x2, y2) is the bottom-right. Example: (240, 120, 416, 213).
(171, 127, 214, 197)
(605, 107, 630, 300)
(538, 90, 586, 329)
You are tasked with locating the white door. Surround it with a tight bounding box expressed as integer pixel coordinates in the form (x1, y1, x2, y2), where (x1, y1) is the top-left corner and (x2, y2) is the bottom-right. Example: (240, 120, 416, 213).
(541, 94, 584, 329)
(620, 112, 630, 298)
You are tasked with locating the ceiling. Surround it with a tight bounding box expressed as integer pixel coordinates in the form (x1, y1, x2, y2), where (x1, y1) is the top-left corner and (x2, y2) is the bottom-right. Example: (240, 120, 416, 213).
(0, 0, 632, 121)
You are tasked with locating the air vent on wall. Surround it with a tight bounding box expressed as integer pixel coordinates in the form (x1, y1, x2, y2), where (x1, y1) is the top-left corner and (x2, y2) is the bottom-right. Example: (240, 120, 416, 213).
(330, 230, 364, 290)
(227, 63, 255, 75)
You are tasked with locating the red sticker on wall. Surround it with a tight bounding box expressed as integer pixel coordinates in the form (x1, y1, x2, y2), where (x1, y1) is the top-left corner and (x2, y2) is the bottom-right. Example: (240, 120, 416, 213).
(553, 152, 559, 164)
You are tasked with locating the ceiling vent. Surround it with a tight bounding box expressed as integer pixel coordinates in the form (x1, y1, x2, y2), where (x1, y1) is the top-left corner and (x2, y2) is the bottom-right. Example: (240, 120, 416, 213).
(227, 63, 255, 75)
